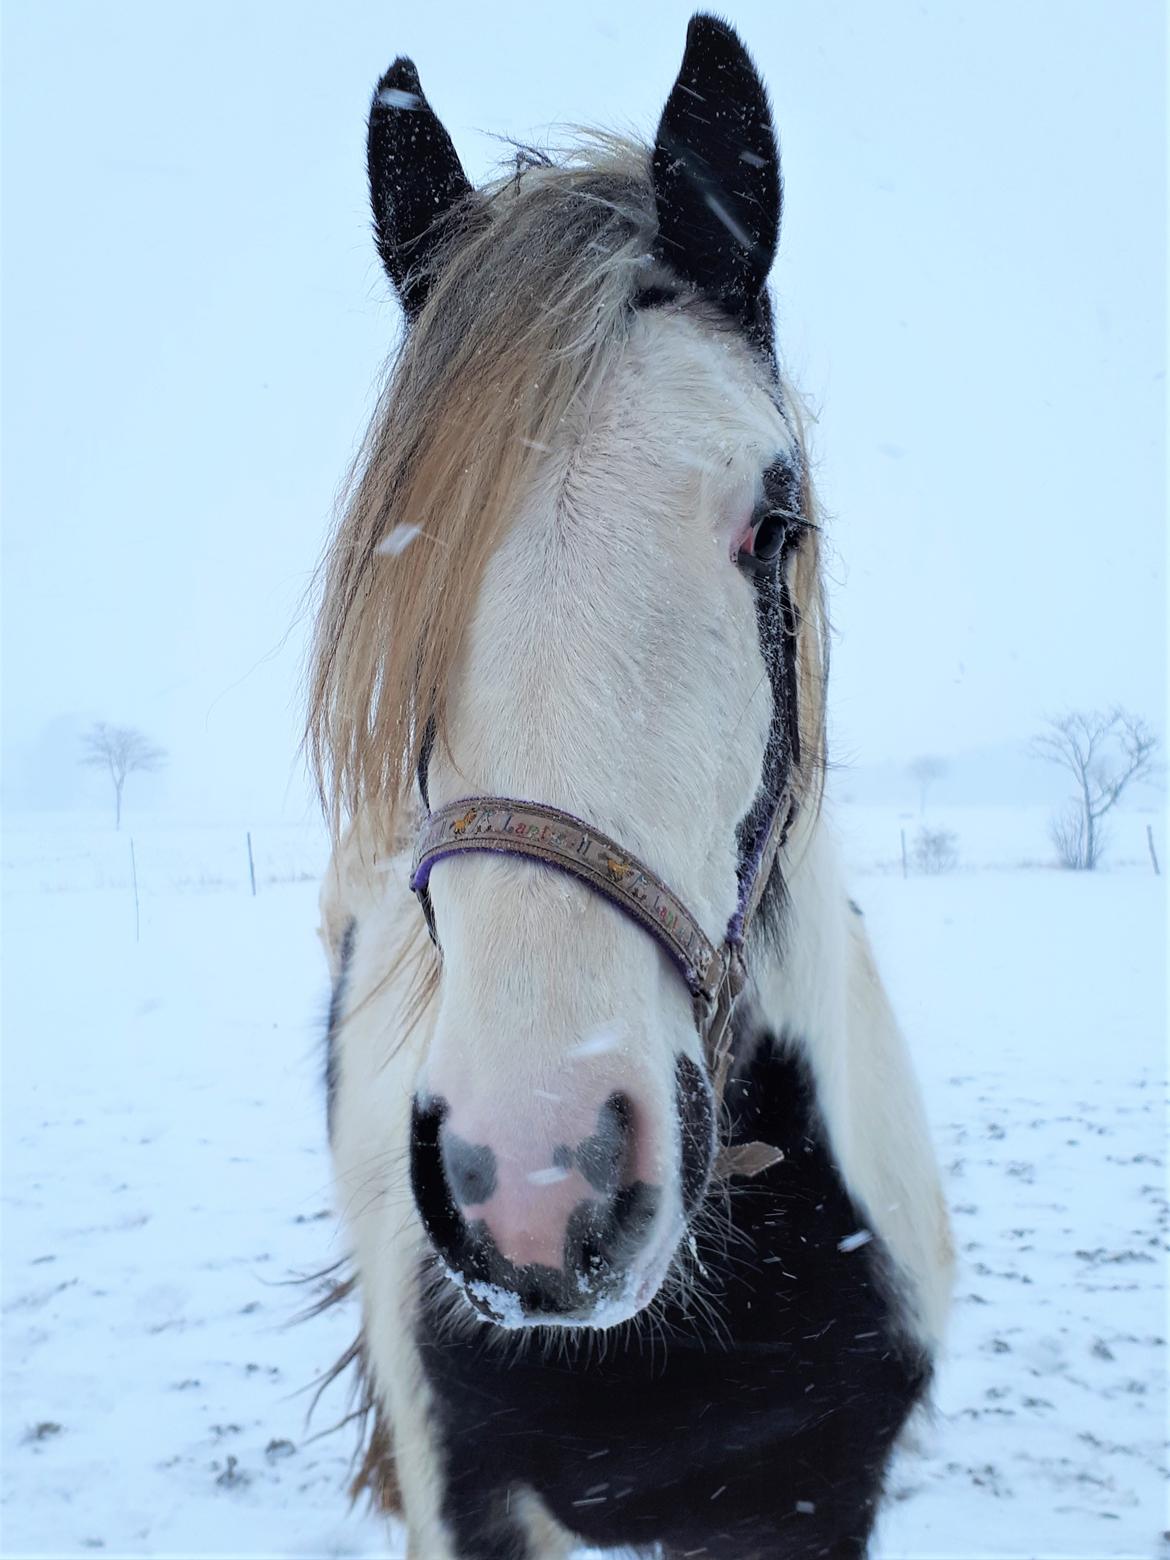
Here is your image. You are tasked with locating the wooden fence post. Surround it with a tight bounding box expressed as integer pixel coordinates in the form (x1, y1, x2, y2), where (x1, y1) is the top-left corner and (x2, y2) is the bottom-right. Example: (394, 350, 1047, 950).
(246, 831, 257, 897)
(1147, 824, 1161, 877)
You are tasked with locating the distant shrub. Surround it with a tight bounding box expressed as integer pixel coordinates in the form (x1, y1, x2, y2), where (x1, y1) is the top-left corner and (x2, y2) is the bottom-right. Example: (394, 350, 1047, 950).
(913, 827, 958, 874)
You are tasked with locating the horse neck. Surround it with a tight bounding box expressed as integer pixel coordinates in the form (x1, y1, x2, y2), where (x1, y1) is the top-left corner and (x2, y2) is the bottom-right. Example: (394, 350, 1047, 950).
(747, 804, 956, 1350)
(750, 803, 849, 1044)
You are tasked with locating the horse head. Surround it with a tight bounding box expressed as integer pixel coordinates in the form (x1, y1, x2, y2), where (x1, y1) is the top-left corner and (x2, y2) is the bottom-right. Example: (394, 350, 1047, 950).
(312, 14, 825, 1330)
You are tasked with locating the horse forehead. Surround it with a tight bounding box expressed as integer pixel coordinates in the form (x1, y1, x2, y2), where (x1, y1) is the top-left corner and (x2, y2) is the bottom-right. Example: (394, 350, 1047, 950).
(616, 308, 791, 455)
(453, 320, 778, 736)
(468, 315, 790, 597)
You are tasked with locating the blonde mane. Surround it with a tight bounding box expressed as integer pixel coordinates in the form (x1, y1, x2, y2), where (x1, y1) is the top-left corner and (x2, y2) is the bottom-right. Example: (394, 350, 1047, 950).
(307, 133, 827, 856)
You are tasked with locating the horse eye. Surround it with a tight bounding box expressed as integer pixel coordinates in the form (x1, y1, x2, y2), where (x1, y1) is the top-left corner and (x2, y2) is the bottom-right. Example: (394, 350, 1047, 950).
(738, 508, 796, 573)
(751, 511, 789, 562)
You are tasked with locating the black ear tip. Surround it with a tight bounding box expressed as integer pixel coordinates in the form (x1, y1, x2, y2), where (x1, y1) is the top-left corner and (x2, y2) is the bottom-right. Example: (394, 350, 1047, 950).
(686, 12, 741, 47)
(685, 11, 756, 62)
(374, 55, 423, 106)
(653, 9, 780, 323)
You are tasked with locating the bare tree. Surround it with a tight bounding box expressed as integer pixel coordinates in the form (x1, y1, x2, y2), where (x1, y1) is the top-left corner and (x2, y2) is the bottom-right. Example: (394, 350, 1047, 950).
(1031, 709, 1158, 870)
(908, 754, 948, 815)
(80, 723, 166, 829)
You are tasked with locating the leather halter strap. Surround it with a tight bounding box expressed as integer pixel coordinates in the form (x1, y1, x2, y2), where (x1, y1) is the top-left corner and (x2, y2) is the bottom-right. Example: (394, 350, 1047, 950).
(410, 792, 795, 1177)
(412, 799, 725, 1000)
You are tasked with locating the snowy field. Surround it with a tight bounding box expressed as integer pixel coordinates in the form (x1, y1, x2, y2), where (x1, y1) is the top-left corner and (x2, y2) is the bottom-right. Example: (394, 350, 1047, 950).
(2, 806, 1165, 1559)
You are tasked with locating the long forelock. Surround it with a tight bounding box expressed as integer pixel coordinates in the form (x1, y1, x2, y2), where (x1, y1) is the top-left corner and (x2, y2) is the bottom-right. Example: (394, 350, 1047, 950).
(307, 131, 828, 855)
(308, 135, 662, 848)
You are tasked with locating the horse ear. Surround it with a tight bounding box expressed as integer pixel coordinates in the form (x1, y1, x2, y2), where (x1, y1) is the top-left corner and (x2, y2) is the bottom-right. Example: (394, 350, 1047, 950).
(367, 57, 473, 319)
(651, 14, 781, 324)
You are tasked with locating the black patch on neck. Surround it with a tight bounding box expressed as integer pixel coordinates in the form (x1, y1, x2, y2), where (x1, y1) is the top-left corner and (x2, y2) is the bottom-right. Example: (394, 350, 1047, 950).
(415, 1028, 930, 1558)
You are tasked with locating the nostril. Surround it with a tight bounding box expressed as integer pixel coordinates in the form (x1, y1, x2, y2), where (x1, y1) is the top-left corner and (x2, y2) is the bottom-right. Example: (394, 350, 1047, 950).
(559, 1090, 634, 1195)
(441, 1130, 498, 1207)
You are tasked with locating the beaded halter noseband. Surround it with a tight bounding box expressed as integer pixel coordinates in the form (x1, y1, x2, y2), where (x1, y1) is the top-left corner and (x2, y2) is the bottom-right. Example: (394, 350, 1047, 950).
(410, 789, 796, 1177)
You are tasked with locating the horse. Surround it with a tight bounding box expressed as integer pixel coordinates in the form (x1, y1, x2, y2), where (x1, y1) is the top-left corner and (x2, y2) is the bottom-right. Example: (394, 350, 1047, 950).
(307, 15, 954, 1557)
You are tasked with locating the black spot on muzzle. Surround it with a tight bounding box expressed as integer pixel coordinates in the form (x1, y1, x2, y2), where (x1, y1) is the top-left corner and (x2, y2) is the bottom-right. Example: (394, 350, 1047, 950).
(442, 1131, 498, 1206)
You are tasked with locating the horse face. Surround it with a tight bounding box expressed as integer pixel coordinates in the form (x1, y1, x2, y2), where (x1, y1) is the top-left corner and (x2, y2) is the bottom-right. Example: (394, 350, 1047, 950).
(364, 15, 796, 1328)
(407, 303, 797, 1326)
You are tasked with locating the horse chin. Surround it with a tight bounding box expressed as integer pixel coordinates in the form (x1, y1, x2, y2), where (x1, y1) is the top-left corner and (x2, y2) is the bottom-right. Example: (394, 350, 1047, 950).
(628, 1211, 686, 1313)
(450, 1210, 685, 1333)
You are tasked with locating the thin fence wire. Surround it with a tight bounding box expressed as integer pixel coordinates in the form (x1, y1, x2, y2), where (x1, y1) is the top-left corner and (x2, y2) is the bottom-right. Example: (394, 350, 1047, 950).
(1, 823, 332, 900)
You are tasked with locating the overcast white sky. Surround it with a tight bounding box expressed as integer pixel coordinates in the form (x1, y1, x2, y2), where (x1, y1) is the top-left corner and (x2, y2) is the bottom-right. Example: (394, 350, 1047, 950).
(2, 1, 1165, 821)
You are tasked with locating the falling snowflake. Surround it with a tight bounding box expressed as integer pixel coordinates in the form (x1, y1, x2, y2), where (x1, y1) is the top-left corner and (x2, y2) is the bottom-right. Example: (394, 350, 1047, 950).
(378, 87, 421, 110)
(569, 1024, 622, 1059)
(375, 524, 422, 557)
(838, 1229, 873, 1254)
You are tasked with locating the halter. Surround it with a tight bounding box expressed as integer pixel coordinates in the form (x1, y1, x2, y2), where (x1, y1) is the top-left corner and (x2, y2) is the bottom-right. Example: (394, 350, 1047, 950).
(410, 789, 796, 1177)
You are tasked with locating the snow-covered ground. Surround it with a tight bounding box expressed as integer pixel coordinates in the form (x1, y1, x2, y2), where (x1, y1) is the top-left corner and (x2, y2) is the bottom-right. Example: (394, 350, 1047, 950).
(2, 807, 1165, 1558)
